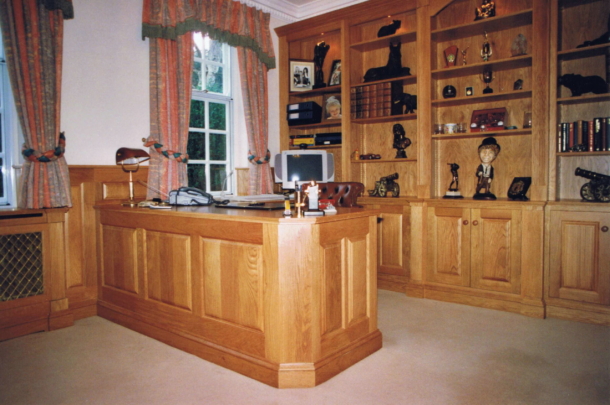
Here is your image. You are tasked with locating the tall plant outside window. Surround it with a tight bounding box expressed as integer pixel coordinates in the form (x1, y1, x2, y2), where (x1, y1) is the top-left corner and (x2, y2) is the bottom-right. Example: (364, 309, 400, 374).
(188, 33, 232, 195)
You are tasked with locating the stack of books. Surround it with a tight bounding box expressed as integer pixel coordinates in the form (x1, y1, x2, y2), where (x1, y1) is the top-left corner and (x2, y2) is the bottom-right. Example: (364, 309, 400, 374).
(350, 81, 403, 119)
(557, 117, 610, 152)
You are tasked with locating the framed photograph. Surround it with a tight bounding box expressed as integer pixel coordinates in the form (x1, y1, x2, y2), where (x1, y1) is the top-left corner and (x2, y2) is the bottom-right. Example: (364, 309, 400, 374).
(323, 93, 342, 120)
(507, 177, 531, 201)
(290, 59, 314, 92)
(328, 60, 341, 86)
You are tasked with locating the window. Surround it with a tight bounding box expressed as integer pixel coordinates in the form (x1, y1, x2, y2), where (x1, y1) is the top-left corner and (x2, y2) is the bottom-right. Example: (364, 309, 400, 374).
(0, 35, 16, 207)
(188, 33, 232, 195)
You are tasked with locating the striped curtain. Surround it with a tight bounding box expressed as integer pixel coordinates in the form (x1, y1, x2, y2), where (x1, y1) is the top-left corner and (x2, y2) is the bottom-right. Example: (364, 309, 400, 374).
(145, 34, 193, 200)
(142, 0, 275, 195)
(0, 0, 74, 208)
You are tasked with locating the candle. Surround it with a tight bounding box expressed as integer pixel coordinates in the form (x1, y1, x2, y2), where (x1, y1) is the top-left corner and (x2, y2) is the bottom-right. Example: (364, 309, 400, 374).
(307, 181, 319, 210)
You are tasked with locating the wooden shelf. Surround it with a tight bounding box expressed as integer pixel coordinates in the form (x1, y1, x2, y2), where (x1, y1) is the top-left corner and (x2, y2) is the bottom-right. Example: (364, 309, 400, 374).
(557, 93, 610, 105)
(432, 90, 532, 106)
(431, 55, 532, 80)
(557, 43, 610, 60)
(351, 74, 417, 88)
(289, 85, 342, 97)
(352, 113, 416, 124)
(432, 128, 532, 140)
(431, 9, 532, 42)
(350, 30, 417, 52)
(351, 157, 415, 164)
(289, 144, 341, 150)
(556, 151, 610, 157)
(288, 121, 342, 130)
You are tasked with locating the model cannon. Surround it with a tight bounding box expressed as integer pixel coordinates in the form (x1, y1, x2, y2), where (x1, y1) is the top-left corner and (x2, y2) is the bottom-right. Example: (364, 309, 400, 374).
(575, 167, 610, 202)
(368, 172, 400, 198)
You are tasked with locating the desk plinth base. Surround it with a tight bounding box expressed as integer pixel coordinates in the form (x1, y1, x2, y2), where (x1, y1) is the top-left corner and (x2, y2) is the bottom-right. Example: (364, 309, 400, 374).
(98, 302, 382, 388)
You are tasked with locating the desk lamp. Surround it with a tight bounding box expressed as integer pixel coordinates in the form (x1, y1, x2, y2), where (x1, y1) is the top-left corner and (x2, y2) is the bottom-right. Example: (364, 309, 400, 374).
(115, 147, 150, 207)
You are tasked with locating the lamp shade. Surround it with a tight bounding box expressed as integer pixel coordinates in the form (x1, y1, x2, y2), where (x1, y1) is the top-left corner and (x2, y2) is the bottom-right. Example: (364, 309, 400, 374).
(116, 148, 150, 165)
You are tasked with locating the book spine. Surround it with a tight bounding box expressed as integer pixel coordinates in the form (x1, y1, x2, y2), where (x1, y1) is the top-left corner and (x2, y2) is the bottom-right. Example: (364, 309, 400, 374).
(568, 122, 574, 150)
(593, 117, 603, 151)
(562, 122, 569, 152)
(588, 120, 594, 152)
(605, 117, 609, 151)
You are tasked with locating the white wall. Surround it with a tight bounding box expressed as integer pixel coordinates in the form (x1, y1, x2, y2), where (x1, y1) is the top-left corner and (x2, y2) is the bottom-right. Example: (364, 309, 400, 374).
(62, 0, 283, 169)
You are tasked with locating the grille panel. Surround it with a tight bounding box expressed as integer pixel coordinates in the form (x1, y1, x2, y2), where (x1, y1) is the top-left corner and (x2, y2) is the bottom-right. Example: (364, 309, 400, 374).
(0, 232, 44, 302)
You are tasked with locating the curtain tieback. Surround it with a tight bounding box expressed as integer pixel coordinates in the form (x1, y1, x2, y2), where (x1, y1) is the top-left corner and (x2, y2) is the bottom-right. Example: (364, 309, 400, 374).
(22, 132, 66, 162)
(143, 138, 188, 163)
(248, 149, 270, 165)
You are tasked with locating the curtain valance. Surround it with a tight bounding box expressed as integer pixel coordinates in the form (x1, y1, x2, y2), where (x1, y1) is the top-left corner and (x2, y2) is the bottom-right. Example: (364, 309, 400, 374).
(142, 0, 275, 69)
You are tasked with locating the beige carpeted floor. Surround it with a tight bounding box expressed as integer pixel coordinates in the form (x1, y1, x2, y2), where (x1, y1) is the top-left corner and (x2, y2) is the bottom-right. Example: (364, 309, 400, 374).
(0, 290, 608, 405)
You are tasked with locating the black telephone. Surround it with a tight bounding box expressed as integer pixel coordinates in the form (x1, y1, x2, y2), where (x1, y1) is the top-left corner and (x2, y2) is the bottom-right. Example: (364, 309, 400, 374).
(169, 187, 215, 206)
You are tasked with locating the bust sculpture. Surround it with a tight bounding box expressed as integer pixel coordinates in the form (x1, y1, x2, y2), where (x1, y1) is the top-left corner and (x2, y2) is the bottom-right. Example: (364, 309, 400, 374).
(392, 124, 411, 159)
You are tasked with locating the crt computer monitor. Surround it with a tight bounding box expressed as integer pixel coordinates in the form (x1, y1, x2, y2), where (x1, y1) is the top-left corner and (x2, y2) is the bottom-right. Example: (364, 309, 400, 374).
(273, 150, 335, 190)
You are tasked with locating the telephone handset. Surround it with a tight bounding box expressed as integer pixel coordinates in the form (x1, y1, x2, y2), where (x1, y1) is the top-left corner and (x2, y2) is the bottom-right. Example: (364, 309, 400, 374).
(169, 187, 215, 206)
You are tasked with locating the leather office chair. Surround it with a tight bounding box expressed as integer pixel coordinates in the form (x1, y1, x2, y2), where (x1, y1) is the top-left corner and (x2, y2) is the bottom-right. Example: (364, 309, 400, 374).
(301, 182, 365, 208)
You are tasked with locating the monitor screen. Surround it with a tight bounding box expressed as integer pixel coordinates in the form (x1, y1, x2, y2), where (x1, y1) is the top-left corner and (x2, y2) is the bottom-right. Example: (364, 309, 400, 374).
(274, 150, 334, 189)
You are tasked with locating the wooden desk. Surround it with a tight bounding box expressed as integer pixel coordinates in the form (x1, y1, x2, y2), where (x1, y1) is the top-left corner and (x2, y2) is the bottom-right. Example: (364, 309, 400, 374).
(95, 205, 381, 388)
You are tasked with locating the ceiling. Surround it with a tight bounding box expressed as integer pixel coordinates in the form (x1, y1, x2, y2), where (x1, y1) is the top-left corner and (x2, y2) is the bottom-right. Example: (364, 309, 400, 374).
(243, 0, 368, 22)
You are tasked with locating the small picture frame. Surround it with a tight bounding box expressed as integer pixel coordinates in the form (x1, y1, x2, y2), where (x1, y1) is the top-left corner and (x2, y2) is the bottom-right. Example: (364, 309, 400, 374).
(328, 60, 341, 86)
(323, 93, 342, 120)
(290, 59, 314, 92)
(507, 177, 532, 201)
(465, 86, 474, 96)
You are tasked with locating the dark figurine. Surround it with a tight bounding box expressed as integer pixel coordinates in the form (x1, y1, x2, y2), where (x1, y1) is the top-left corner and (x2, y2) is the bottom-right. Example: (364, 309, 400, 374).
(378, 20, 401, 38)
(444, 163, 464, 199)
(576, 14, 610, 48)
(392, 124, 411, 159)
(474, 137, 501, 200)
(313, 41, 330, 89)
(513, 78, 523, 90)
(368, 173, 400, 198)
(363, 41, 411, 82)
(392, 92, 417, 115)
(558, 74, 608, 97)
(475, 0, 495, 21)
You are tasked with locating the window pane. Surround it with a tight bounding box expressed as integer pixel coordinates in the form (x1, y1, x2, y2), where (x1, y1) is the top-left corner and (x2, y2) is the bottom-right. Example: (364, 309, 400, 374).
(0, 158, 3, 198)
(187, 131, 206, 160)
(210, 164, 226, 192)
(189, 100, 205, 128)
(209, 103, 226, 130)
(187, 164, 206, 191)
(205, 65, 223, 94)
(205, 39, 223, 63)
(192, 61, 203, 91)
(210, 133, 226, 160)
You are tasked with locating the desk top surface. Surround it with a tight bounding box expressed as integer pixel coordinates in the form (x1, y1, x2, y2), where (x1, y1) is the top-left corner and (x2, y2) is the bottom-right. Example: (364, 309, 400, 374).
(95, 204, 379, 224)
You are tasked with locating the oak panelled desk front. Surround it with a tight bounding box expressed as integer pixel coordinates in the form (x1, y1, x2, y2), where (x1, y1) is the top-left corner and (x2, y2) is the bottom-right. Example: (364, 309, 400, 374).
(95, 204, 381, 388)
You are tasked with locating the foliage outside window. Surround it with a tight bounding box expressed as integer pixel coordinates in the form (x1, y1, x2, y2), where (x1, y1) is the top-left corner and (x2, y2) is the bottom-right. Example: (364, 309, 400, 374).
(188, 33, 232, 194)
(0, 35, 15, 207)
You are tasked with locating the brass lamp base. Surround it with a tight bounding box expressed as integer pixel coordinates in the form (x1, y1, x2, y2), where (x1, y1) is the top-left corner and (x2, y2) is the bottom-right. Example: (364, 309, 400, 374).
(122, 200, 139, 207)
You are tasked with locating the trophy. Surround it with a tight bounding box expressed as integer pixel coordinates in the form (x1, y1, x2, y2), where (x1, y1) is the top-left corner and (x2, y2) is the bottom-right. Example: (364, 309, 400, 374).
(312, 41, 330, 89)
(480, 31, 492, 62)
(481, 68, 494, 94)
(443, 163, 464, 199)
(461, 47, 469, 66)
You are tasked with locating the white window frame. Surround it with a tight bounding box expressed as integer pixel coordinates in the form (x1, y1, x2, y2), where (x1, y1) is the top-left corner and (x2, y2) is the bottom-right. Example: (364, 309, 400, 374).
(0, 37, 19, 208)
(188, 33, 233, 196)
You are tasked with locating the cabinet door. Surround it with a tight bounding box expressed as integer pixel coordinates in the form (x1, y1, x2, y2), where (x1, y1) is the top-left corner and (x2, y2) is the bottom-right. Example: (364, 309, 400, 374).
(470, 209, 522, 294)
(377, 205, 409, 278)
(426, 206, 470, 286)
(549, 211, 610, 305)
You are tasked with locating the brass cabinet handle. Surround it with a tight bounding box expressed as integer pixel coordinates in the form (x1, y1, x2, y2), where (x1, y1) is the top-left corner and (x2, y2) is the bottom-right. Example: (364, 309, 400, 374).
(602, 226, 609, 233)
(473, 220, 479, 226)
(463, 220, 469, 225)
